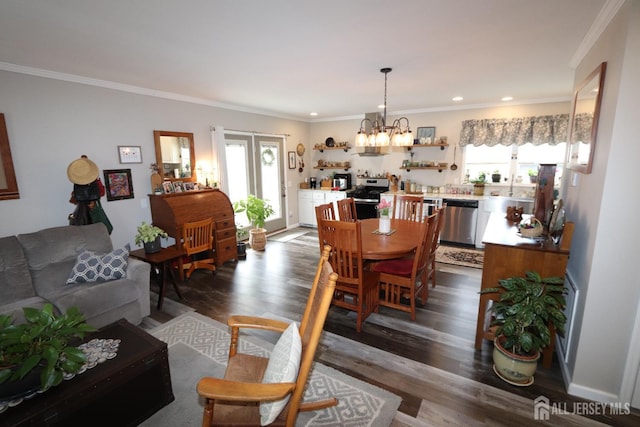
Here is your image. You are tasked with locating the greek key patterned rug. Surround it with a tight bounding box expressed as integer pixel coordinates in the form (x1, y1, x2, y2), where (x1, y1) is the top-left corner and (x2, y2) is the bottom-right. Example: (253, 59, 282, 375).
(141, 312, 400, 427)
(435, 245, 484, 269)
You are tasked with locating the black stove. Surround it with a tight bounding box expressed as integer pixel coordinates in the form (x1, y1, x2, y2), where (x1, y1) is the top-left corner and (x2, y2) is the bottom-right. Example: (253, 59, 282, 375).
(347, 178, 389, 219)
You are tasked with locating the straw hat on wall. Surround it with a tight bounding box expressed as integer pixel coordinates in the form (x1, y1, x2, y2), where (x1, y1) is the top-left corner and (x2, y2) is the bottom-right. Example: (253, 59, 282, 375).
(67, 155, 99, 185)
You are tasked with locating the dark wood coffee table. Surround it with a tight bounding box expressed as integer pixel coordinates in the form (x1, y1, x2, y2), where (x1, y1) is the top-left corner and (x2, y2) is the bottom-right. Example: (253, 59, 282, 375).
(1, 319, 174, 427)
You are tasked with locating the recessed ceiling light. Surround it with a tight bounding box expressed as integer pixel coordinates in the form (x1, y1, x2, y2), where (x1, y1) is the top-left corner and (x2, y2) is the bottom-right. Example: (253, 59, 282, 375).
(309, 112, 318, 116)
(501, 96, 513, 102)
(452, 96, 463, 102)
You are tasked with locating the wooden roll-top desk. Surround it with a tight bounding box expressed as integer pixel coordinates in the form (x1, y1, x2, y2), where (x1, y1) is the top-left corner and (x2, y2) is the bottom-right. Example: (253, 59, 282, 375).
(149, 189, 237, 267)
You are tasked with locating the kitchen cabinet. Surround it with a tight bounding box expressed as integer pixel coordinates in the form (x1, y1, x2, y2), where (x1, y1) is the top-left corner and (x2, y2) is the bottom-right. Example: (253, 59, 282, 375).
(475, 197, 533, 248)
(298, 189, 346, 226)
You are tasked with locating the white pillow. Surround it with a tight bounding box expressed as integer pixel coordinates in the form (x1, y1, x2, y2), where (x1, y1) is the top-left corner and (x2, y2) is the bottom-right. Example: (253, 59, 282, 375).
(259, 322, 302, 425)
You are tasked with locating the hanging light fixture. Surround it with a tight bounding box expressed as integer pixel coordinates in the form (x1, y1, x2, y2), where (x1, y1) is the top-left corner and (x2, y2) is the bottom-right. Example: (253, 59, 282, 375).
(355, 68, 413, 148)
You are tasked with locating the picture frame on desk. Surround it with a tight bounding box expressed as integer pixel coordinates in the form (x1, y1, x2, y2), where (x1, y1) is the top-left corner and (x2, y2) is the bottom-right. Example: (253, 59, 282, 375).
(162, 181, 173, 194)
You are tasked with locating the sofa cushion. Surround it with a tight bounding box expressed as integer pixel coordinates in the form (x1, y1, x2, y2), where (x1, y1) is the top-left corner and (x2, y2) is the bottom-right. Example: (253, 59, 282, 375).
(0, 296, 51, 324)
(17, 223, 113, 298)
(66, 247, 129, 284)
(0, 235, 36, 305)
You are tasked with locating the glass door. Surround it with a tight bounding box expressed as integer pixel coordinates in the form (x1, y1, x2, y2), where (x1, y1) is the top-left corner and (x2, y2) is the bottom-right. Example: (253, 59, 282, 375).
(224, 132, 286, 233)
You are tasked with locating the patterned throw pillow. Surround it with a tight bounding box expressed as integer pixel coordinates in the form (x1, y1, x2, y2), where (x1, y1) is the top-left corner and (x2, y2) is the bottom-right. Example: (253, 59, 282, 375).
(259, 322, 302, 425)
(66, 247, 129, 284)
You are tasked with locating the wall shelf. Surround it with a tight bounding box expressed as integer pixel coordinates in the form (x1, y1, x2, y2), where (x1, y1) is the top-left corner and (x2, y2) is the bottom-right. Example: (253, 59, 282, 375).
(401, 164, 447, 173)
(405, 143, 448, 151)
(314, 166, 350, 171)
(313, 145, 351, 153)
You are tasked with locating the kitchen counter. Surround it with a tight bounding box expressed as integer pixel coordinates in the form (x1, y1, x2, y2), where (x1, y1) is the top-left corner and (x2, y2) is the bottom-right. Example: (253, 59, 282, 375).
(383, 190, 533, 203)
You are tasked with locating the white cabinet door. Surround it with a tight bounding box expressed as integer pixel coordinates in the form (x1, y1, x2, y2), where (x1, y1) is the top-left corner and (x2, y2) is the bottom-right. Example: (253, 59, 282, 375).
(324, 191, 347, 214)
(298, 190, 315, 226)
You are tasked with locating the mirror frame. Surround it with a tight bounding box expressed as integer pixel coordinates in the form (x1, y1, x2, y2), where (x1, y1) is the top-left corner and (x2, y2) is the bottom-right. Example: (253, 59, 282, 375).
(567, 61, 606, 174)
(153, 130, 196, 182)
(0, 113, 20, 200)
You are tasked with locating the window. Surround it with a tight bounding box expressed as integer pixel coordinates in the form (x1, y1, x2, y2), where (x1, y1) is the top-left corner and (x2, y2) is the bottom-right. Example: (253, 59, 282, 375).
(464, 143, 567, 185)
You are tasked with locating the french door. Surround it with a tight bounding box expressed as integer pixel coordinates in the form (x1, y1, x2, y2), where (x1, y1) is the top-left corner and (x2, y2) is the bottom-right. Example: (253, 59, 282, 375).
(224, 132, 286, 233)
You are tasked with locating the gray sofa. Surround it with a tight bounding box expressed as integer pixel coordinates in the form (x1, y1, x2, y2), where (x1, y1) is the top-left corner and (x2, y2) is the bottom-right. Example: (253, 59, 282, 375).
(0, 223, 150, 329)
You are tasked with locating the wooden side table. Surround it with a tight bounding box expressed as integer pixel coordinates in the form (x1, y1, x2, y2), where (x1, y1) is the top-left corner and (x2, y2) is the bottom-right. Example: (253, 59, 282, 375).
(130, 246, 185, 310)
(475, 213, 574, 368)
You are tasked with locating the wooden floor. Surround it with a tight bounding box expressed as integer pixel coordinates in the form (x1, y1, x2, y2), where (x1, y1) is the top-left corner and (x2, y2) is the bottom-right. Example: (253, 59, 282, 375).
(149, 228, 639, 426)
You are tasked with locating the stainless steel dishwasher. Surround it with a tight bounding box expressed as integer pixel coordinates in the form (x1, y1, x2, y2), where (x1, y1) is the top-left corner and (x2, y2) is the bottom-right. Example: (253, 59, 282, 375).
(440, 199, 479, 246)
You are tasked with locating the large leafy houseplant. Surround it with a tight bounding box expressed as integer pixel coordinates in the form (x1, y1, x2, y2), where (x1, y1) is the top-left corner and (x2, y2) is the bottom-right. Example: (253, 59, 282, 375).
(481, 271, 567, 356)
(0, 304, 96, 392)
(233, 195, 275, 229)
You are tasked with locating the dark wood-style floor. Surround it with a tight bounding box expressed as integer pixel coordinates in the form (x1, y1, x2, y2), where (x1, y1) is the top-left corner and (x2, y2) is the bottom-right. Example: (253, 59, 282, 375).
(149, 229, 639, 426)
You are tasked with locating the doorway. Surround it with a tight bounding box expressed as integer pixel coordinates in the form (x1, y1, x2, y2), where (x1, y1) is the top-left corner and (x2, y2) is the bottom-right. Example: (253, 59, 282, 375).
(224, 132, 286, 234)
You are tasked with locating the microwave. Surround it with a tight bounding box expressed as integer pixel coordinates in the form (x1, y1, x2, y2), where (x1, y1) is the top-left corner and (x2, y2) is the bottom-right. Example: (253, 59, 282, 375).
(333, 173, 352, 190)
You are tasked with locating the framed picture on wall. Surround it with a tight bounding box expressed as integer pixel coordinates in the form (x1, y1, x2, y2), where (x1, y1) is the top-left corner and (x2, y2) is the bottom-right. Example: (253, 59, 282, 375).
(117, 146, 143, 164)
(103, 169, 134, 201)
(288, 151, 296, 169)
(416, 127, 436, 144)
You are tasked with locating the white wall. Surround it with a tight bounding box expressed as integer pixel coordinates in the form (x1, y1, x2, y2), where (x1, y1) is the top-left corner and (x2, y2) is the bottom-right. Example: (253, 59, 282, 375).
(0, 71, 309, 248)
(563, 0, 640, 405)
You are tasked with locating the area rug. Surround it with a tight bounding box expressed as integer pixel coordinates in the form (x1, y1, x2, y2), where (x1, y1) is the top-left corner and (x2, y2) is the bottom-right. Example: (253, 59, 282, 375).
(270, 228, 312, 243)
(435, 245, 484, 269)
(141, 312, 400, 427)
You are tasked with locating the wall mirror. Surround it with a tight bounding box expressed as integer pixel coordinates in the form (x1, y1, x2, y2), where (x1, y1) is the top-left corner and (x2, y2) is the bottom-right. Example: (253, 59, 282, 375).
(0, 113, 20, 200)
(153, 130, 196, 182)
(567, 62, 606, 174)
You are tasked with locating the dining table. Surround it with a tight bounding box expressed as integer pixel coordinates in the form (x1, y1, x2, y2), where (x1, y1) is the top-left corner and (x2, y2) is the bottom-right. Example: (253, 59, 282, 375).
(359, 218, 423, 260)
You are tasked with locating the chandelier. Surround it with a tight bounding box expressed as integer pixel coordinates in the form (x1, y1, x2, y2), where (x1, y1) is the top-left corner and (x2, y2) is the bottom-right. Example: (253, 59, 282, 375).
(355, 67, 413, 147)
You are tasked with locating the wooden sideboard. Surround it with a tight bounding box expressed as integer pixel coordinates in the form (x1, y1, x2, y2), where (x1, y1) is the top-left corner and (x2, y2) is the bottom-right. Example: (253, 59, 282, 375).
(149, 189, 237, 270)
(475, 212, 574, 368)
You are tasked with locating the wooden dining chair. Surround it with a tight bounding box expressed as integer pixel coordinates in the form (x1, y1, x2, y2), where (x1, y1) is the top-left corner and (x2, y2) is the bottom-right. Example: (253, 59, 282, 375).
(392, 194, 424, 222)
(196, 246, 338, 427)
(318, 219, 379, 332)
(427, 203, 446, 288)
(181, 217, 216, 279)
(372, 213, 438, 320)
(314, 203, 336, 253)
(336, 197, 357, 222)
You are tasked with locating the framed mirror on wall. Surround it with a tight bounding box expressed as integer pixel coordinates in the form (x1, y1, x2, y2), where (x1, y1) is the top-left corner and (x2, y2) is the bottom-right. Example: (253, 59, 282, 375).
(567, 62, 606, 174)
(153, 130, 196, 182)
(0, 113, 19, 200)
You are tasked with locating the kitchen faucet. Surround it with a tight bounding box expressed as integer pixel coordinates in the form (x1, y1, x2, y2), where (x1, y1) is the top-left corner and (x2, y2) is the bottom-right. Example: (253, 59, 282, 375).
(508, 174, 514, 197)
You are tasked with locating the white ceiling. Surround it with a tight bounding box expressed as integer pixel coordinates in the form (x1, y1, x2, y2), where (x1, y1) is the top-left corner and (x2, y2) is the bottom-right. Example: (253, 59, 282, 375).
(0, 0, 611, 121)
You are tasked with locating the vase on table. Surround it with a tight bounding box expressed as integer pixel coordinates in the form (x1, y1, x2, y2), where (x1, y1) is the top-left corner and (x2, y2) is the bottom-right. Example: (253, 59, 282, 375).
(379, 213, 391, 234)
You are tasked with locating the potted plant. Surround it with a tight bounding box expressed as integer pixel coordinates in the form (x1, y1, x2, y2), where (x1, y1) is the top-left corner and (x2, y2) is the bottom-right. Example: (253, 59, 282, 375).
(236, 227, 248, 260)
(134, 221, 168, 253)
(528, 169, 538, 183)
(232, 195, 275, 251)
(480, 271, 567, 385)
(0, 304, 96, 399)
(491, 170, 501, 183)
(471, 173, 486, 196)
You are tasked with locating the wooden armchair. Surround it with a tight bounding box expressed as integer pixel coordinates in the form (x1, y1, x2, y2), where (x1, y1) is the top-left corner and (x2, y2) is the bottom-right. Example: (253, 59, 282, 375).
(182, 218, 216, 279)
(392, 195, 424, 221)
(337, 197, 357, 222)
(196, 246, 338, 426)
(318, 219, 379, 332)
(373, 213, 437, 320)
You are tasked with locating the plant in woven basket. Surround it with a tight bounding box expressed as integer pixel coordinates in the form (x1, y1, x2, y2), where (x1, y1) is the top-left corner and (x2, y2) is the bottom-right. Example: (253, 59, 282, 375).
(518, 217, 543, 237)
(0, 304, 96, 391)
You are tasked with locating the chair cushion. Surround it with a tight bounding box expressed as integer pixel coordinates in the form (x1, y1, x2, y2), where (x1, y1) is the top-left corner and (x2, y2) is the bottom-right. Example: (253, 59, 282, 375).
(259, 322, 302, 426)
(372, 258, 413, 276)
(66, 247, 129, 284)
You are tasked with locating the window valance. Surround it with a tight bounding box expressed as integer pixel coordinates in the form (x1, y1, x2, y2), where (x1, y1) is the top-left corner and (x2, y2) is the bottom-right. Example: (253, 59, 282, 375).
(459, 114, 571, 147)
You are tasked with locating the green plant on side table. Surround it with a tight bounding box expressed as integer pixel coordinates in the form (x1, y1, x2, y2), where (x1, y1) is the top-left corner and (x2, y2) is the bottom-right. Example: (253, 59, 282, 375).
(480, 271, 567, 386)
(236, 227, 248, 260)
(233, 195, 275, 251)
(134, 221, 168, 253)
(0, 304, 96, 397)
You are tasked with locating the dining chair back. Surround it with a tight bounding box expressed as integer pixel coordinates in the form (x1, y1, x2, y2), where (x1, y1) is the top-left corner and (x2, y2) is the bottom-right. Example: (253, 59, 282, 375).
(197, 246, 339, 427)
(315, 203, 336, 253)
(428, 203, 446, 288)
(182, 217, 216, 279)
(372, 213, 438, 320)
(337, 197, 357, 222)
(318, 219, 379, 332)
(393, 194, 424, 222)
